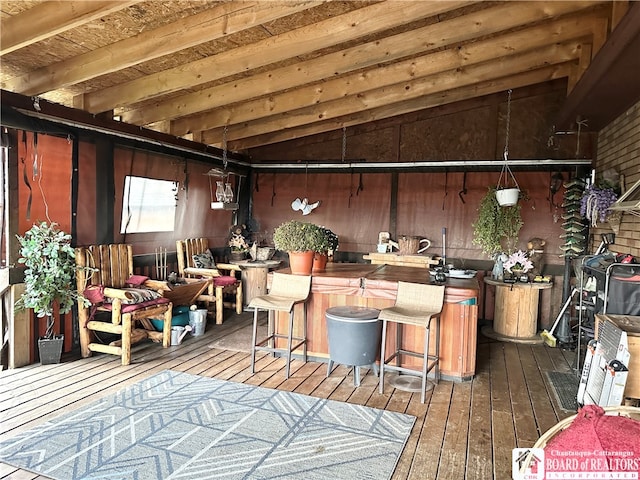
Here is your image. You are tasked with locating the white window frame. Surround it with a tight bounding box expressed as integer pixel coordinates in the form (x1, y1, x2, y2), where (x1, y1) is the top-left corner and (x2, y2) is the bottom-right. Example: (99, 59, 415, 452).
(120, 175, 177, 234)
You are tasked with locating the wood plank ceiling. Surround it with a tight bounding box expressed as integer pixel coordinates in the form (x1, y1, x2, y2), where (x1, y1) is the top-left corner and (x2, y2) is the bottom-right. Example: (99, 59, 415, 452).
(0, 1, 630, 156)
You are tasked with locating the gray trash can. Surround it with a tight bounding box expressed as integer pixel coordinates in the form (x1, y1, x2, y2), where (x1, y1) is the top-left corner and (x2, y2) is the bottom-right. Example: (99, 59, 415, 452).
(325, 306, 381, 386)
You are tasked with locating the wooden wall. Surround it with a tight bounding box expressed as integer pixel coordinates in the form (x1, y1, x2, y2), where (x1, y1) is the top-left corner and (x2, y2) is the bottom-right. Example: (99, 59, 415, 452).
(248, 80, 588, 163)
(75, 142, 240, 255)
(248, 81, 592, 267)
(591, 100, 640, 257)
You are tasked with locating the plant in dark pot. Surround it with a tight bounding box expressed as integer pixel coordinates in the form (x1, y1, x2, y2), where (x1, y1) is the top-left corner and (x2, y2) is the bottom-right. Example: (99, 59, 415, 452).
(15, 222, 91, 364)
(313, 226, 339, 272)
(273, 220, 326, 275)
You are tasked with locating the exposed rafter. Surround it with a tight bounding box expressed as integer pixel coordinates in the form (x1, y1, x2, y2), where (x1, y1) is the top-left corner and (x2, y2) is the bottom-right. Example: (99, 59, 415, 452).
(1, 0, 635, 154)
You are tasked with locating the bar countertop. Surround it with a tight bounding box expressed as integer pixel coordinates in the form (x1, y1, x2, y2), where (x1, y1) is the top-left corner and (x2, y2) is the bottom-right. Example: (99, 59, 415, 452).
(272, 262, 480, 380)
(277, 263, 479, 302)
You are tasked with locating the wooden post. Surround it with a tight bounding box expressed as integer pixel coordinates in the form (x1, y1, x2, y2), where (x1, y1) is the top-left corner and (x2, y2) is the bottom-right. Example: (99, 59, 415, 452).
(8, 283, 31, 367)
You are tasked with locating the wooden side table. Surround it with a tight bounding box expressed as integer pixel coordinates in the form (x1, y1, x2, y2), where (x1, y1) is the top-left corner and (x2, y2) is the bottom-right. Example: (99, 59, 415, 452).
(483, 277, 552, 344)
(231, 260, 281, 307)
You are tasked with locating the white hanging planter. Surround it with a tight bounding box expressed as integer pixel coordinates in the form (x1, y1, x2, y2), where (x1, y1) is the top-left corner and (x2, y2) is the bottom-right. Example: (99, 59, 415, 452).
(495, 187, 520, 207)
(495, 89, 521, 208)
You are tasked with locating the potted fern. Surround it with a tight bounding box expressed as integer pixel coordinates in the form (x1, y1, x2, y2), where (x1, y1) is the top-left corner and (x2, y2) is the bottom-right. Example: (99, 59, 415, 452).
(15, 222, 91, 364)
(472, 187, 523, 257)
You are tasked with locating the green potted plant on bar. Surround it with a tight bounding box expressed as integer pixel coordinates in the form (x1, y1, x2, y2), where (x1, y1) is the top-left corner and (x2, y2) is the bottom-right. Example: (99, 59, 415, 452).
(273, 220, 326, 275)
(15, 221, 91, 364)
(313, 226, 339, 272)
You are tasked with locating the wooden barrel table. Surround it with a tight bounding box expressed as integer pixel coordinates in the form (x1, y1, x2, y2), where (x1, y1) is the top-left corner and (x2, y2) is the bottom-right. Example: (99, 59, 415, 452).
(483, 277, 553, 343)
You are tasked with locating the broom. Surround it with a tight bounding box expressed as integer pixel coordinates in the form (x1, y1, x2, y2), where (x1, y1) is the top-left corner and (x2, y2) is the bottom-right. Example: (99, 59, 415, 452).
(540, 287, 577, 347)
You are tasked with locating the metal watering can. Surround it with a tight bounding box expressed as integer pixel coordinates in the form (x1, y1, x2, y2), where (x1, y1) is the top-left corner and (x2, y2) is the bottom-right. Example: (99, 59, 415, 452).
(171, 325, 192, 346)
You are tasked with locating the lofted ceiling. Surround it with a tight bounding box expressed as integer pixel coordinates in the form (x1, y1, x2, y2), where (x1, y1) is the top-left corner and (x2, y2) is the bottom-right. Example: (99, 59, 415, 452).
(0, 1, 637, 156)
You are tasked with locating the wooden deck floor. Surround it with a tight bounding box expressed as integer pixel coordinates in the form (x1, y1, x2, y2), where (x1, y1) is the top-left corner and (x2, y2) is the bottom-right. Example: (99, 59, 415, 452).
(0, 312, 577, 480)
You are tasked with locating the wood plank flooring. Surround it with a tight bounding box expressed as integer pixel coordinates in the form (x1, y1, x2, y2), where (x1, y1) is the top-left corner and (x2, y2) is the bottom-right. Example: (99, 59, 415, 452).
(0, 312, 577, 480)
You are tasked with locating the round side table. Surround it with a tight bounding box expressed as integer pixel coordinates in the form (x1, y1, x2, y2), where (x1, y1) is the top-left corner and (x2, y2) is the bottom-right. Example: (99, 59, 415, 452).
(231, 259, 281, 307)
(483, 277, 553, 344)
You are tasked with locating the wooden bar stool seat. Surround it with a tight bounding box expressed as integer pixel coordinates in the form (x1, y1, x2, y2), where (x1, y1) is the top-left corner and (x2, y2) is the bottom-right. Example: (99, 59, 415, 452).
(379, 282, 445, 403)
(248, 273, 312, 379)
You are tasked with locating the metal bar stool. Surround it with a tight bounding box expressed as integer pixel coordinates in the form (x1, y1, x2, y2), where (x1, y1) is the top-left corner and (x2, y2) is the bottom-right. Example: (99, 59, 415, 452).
(248, 272, 312, 379)
(379, 282, 445, 403)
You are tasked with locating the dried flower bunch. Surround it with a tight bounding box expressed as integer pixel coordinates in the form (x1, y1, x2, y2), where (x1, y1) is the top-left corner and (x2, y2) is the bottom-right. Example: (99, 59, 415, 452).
(580, 185, 618, 226)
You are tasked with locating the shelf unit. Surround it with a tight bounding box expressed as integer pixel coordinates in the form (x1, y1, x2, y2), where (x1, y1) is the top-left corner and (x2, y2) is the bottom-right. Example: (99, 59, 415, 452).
(576, 258, 640, 370)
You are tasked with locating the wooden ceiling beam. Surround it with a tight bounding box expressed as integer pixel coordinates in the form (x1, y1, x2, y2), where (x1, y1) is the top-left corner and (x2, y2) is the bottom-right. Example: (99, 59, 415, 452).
(74, 1, 478, 113)
(5, 2, 318, 96)
(172, 14, 605, 136)
(0, 1, 141, 56)
(124, 1, 602, 128)
(228, 65, 573, 150)
(555, 1, 640, 130)
(200, 43, 579, 145)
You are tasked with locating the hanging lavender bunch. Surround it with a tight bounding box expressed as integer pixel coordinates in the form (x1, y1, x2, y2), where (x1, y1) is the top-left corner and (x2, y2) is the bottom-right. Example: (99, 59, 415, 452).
(580, 185, 618, 226)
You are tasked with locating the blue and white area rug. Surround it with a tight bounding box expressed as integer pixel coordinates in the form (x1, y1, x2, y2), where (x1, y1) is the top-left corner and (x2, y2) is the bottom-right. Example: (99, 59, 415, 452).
(0, 370, 415, 479)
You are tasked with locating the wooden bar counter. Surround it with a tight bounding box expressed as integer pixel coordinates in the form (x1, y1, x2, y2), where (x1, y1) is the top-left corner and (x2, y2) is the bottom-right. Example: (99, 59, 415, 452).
(273, 263, 479, 381)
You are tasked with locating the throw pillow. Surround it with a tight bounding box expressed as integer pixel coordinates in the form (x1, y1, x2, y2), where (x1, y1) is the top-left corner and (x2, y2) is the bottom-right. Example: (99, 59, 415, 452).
(126, 274, 149, 287)
(83, 284, 105, 304)
(192, 250, 216, 269)
(105, 288, 162, 305)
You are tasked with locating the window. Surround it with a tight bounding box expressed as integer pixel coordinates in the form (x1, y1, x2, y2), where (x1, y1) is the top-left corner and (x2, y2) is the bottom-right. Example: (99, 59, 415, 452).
(120, 176, 177, 233)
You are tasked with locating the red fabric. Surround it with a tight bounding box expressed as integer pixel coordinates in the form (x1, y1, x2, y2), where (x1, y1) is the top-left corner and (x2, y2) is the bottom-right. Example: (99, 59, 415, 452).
(100, 297, 170, 313)
(126, 274, 149, 286)
(83, 285, 105, 304)
(544, 405, 640, 477)
(214, 276, 238, 287)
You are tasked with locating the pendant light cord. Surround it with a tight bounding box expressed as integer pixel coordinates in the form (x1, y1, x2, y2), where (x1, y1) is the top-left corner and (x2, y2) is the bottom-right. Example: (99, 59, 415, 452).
(341, 126, 347, 163)
(222, 125, 228, 171)
(497, 89, 519, 190)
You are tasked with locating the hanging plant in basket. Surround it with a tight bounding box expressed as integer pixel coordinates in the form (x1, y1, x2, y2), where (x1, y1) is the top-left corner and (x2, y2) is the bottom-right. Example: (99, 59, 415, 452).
(495, 89, 521, 207)
(472, 187, 523, 257)
(580, 185, 619, 227)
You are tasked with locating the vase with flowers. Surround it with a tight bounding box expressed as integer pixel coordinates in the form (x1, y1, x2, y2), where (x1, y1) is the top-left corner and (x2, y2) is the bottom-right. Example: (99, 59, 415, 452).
(504, 250, 534, 281)
(228, 225, 250, 261)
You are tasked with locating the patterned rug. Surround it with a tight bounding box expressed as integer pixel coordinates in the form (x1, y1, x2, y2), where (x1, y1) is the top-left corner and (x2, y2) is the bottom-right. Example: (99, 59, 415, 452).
(0, 370, 415, 480)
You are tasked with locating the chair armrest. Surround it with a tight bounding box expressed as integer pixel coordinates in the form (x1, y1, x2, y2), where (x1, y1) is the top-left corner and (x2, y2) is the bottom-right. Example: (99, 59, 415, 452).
(216, 263, 242, 272)
(103, 287, 134, 300)
(184, 266, 219, 277)
(143, 279, 170, 292)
